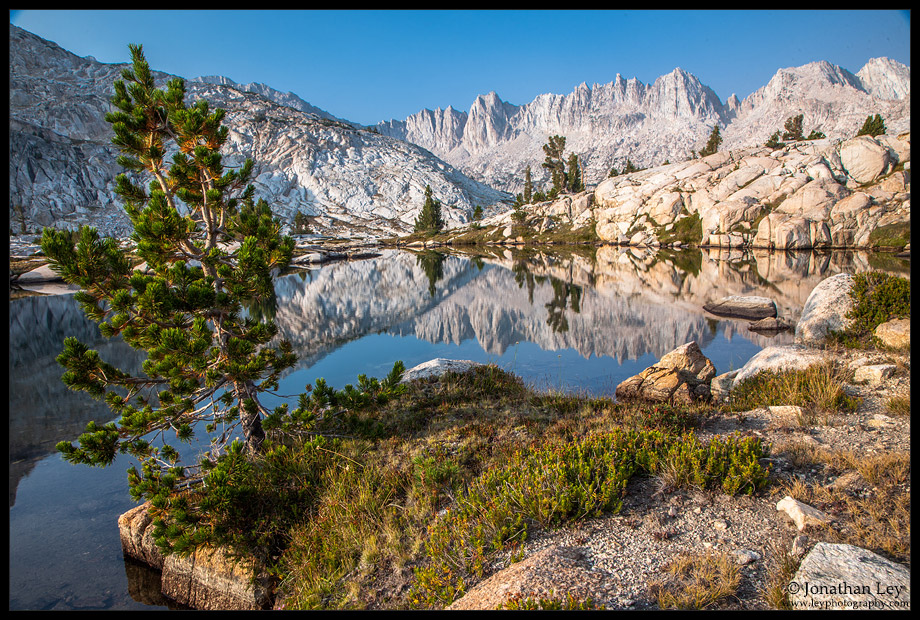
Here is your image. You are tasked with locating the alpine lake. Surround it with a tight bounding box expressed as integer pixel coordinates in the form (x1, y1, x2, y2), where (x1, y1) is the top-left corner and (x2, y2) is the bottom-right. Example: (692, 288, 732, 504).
(8, 243, 910, 610)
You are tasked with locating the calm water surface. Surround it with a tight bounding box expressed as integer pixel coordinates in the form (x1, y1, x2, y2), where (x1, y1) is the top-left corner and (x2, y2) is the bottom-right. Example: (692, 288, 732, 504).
(9, 246, 907, 610)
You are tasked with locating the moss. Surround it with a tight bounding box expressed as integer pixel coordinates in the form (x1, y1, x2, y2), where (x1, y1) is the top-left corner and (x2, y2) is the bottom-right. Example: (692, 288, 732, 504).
(868, 221, 910, 250)
(657, 212, 702, 246)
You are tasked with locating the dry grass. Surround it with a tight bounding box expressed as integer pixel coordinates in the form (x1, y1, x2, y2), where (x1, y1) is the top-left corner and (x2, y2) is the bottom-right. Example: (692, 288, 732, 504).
(728, 361, 859, 422)
(648, 551, 741, 610)
(779, 450, 910, 566)
(886, 391, 911, 417)
(761, 537, 801, 610)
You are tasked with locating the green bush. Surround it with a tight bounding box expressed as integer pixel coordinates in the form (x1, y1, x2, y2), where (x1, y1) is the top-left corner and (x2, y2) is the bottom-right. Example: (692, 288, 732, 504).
(409, 428, 770, 608)
(827, 271, 910, 350)
(657, 212, 703, 246)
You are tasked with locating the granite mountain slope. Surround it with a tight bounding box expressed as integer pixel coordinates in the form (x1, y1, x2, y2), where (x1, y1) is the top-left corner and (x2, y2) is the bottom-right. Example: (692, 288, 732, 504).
(8, 24, 511, 237)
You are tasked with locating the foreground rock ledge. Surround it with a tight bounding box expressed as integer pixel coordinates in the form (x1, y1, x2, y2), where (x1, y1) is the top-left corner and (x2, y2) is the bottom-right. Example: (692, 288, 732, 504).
(119, 502, 273, 610)
(789, 542, 910, 610)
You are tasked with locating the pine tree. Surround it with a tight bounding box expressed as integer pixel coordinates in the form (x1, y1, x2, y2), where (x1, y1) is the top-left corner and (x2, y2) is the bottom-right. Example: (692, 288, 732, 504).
(856, 114, 887, 137)
(413, 185, 444, 235)
(699, 124, 722, 157)
(782, 114, 804, 141)
(765, 130, 786, 150)
(42, 44, 408, 558)
(566, 153, 584, 193)
(523, 166, 533, 204)
(541, 135, 568, 195)
(41, 42, 310, 519)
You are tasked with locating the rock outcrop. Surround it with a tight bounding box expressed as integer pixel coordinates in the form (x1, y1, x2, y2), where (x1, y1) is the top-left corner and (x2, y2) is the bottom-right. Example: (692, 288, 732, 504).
(379, 59, 909, 196)
(447, 545, 608, 610)
(615, 341, 716, 404)
(793, 273, 855, 346)
(118, 502, 273, 610)
(789, 543, 910, 610)
(590, 133, 910, 251)
(874, 318, 910, 349)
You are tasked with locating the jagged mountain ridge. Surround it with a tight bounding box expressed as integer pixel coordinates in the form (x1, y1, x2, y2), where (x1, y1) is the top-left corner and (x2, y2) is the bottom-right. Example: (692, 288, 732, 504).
(8, 24, 511, 237)
(8, 23, 909, 236)
(377, 59, 910, 193)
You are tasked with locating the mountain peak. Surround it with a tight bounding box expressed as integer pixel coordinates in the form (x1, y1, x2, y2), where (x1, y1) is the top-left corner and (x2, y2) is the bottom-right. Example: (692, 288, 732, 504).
(857, 57, 910, 100)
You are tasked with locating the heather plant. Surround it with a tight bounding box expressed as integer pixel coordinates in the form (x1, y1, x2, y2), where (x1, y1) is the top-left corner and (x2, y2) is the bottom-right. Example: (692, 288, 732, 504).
(827, 271, 910, 348)
(409, 428, 770, 608)
(498, 593, 604, 610)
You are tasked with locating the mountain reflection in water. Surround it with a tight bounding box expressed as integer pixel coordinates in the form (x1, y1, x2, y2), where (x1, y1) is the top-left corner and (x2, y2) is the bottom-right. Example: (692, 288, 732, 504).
(8, 246, 908, 610)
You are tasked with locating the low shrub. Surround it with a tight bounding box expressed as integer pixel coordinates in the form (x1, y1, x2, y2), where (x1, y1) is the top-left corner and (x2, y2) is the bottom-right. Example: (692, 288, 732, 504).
(827, 271, 910, 348)
(498, 593, 604, 610)
(868, 222, 910, 250)
(409, 429, 769, 608)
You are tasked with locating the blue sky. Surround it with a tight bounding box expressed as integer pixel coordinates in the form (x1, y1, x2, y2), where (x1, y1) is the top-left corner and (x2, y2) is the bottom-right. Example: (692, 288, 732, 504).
(10, 10, 911, 126)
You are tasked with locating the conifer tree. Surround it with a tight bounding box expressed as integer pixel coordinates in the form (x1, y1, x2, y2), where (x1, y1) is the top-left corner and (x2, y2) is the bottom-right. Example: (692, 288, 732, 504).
(413, 185, 444, 235)
(541, 135, 568, 195)
(856, 113, 887, 137)
(698, 124, 722, 157)
(40, 44, 410, 560)
(765, 130, 786, 150)
(523, 166, 533, 204)
(566, 153, 584, 193)
(42, 43, 307, 508)
(782, 114, 804, 141)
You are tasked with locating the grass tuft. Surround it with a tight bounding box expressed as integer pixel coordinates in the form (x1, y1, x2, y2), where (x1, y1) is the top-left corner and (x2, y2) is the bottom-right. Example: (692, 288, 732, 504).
(648, 550, 742, 610)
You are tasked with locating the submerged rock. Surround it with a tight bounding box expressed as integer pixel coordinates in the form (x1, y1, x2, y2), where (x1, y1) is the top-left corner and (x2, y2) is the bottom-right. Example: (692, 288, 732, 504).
(748, 316, 793, 333)
(703, 295, 778, 320)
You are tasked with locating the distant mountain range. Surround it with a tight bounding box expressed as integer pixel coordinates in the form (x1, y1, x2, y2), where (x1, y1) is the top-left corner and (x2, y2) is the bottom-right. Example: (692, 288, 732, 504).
(376, 59, 910, 194)
(8, 24, 910, 236)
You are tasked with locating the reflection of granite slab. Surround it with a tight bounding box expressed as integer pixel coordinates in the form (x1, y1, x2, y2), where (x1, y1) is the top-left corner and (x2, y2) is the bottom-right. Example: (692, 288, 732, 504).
(13, 281, 80, 296)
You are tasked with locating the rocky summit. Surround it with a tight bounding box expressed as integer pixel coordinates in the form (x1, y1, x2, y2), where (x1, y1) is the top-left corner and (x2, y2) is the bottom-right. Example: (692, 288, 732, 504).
(378, 59, 909, 194)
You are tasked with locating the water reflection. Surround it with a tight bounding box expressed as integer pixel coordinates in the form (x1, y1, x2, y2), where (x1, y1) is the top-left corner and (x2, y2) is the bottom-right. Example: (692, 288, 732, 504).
(7, 246, 909, 610)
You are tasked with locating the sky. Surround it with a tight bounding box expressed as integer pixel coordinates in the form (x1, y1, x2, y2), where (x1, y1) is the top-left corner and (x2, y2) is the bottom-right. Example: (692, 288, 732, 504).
(10, 10, 911, 127)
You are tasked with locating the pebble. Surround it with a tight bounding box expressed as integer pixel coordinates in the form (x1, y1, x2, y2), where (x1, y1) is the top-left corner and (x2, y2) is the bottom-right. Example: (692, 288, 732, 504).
(733, 549, 761, 565)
